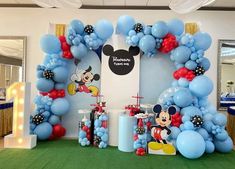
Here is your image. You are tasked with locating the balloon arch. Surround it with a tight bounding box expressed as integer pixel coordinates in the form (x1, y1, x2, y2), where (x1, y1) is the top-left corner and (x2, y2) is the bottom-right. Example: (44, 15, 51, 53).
(30, 15, 233, 159)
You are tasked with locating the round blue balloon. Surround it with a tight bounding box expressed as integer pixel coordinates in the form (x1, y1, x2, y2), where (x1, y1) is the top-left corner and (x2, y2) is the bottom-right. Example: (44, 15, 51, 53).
(70, 19, 84, 35)
(181, 106, 202, 117)
(71, 43, 88, 59)
(173, 88, 193, 107)
(214, 137, 233, 153)
(117, 15, 135, 35)
(193, 32, 212, 51)
(199, 58, 210, 71)
(178, 78, 189, 87)
(33, 122, 52, 140)
(95, 19, 113, 40)
(48, 115, 60, 125)
(151, 21, 169, 38)
(189, 75, 213, 98)
(215, 129, 228, 141)
(170, 126, 181, 140)
(172, 46, 191, 63)
(139, 35, 156, 54)
(55, 83, 65, 90)
(36, 78, 54, 92)
(53, 66, 69, 83)
(185, 60, 197, 70)
(167, 19, 184, 36)
(212, 113, 227, 126)
(202, 120, 214, 133)
(197, 128, 209, 140)
(40, 34, 61, 54)
(51, 98, 70, 116)
(176, 130, 205, 159)
(205, 141, 215, 153)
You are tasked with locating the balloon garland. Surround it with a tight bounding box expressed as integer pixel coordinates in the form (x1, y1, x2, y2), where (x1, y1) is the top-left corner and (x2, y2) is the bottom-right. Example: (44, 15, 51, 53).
(117, 15, 233, 159)
(30, 19, 114, 140)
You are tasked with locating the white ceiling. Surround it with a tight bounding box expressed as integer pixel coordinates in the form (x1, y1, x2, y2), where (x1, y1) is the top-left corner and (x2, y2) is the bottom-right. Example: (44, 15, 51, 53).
(0, 0, 235, 7)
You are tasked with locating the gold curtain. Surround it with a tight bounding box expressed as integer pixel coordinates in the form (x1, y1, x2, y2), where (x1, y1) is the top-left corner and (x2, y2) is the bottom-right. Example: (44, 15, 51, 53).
(185, 23, 199, 35)
(55, 24, 66, 37)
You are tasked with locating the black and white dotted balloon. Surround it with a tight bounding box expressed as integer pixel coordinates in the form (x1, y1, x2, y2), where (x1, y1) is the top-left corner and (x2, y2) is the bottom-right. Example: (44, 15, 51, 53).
(84, 25, 94, 34)
(43, 70, 54, 80)
(190, 115, 203, 127)
(136, 127, 145, 135)
(93, 135, 101, 146)
(194, 66, 205, 76)
(32, 114, 44, 125)
(134, 23, 143, 33)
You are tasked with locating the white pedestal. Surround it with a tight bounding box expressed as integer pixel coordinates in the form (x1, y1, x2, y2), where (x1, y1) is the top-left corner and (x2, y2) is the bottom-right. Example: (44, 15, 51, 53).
(4, 134, 37, 149)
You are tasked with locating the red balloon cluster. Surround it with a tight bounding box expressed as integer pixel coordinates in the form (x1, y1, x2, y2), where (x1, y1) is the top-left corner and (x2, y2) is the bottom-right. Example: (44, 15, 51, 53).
(146, 121, 152, 130)
(173, 67, 195, 81)
(171, 112, 182, 127)
(40, 89, 65, 99)
(136, 147, 146, 156)
(82, 125, 91, 141)
(133, 134, 138, 141)
(159, 33, 178, 54)
(59, 36, 73, 59)
(49, 124, 66, 140)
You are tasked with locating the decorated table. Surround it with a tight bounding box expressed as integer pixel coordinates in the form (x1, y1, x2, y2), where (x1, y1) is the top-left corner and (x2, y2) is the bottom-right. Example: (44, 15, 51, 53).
(0, 102, 13, 137)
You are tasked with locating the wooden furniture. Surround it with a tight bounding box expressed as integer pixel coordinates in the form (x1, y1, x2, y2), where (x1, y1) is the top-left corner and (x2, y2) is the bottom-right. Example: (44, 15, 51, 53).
(0, 102, 13, 137)
(227, 106, 235, 144)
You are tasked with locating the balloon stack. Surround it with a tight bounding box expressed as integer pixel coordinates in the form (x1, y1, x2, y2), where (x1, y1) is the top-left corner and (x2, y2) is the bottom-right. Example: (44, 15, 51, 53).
(78, 115, 91, 146)
(125, 93, 144, 116)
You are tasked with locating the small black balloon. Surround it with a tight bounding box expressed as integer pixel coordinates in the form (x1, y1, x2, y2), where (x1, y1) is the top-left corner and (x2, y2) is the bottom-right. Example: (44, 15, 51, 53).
(93, 135, 101, 146)
(134, 23, 143, 33)
(43, 70, 54, 80)
(190, 115, 203, 127)
(194, 66, 205, 76)
(136, 127, 145, 135)
(32, 114, 45, 125)
(84, 25, 94, 34)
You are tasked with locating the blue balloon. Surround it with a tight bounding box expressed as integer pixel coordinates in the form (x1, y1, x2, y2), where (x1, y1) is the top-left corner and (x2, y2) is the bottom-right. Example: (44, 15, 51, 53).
(197, 128, 209, 140)
(70, 19, 84, 35)
(95, 19, 113, 40)
(167, 19, 184, 36)
(36, 78, 54, 92)
(48, 115, 60, 125)
(173, 88, 193, 107)
(189, 75, 213, 98)
(181, 106, 202, 116)
(176, 130, 205, 159)
(40, 34, 61, 54)
(199, 58, 210, 71)
(139, 35, 156, 54)
(55, 83, 65, 90)
(51, 98, 70, 116)
(215, 130, 228, 141)
(33, 122, 52, 140)
(170, 126, 181, 140)
(212, 113, 227, 126)
(185, 60, 197, 70)
(178, 78, 189, 87)
(205, 141, 215, 153)
(184, 121, 194, 130)
(151, 21, 168, 38)
(117, 15, 135, 35)
(53, 66, 69, 83)
(202, 120, 214, 133)
(214, 137, 233, 153)
(172, 46, 191, 63)
(193, 32, 212, 51)
(71, 43, 88, 59)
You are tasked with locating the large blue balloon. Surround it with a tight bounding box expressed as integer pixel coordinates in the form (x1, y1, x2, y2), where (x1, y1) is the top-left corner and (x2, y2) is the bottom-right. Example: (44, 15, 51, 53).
(53, 66, 69, 83)
(139, 35, 156, 54)
(70, 19, 84, 35)
(189, 75, 213, 98)
(176, 130, 205, 159)
(185, 60, 197, 70)
(214, 137, 233, 153)
(212, 113, 227, 126)
(151, 21, 168, 38)
(181, 106, 202, 117)
(71, 43, 88, 59)
(173, 88, 193, 107)
(48, 115, 60, 125)
(199, 58, 211, 71)
(116, 15, 135, 35)
(40, 34, 61, 54)
(51, 98, 70, 116)
(95, 19, 113, 40)
(172, 46, 191, 63)
(36, 78, 54, 92)
(193, 32, 212, 51)
(33, 122, 52, 140)
(167, 19, 184, 36)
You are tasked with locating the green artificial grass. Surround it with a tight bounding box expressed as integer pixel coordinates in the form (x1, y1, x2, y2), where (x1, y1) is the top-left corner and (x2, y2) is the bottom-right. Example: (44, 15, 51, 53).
(0, 140, 235, 169)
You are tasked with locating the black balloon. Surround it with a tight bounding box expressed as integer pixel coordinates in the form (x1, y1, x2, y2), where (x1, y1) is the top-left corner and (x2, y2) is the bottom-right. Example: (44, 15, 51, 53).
(93, 135, 101, 146)
(136, 126, 145, 135)
(194, 66, 205, 76)
(84, 25, 94, 34)
(32, 114, 44, 125)
(190, 115, 203, 127)
(134, 23, 143, 33)
(43, 70, 54, 80)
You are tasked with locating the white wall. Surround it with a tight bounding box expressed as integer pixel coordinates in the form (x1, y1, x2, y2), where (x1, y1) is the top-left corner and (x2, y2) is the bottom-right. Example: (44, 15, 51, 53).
(0, 8, 235, 109)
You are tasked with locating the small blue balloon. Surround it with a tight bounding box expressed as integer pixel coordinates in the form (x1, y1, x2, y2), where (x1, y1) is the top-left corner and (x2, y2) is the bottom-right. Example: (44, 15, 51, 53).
(199, 58, 210, 71)
(55, 83, 65, 90)
(151, 21, 168, 38)
(70, 19, 84, 35)
(116, 15, 135, 35)
(71, 43, 88, 59)
(215, 129, 228, 141)
(51, 98, 70, 116)
(212, 113, 227, 126)
(170, 127, 181, 140)
(176, 130, 205, 159)
(193, 32, 212, 51)
(181, 106, 202, 116)
(189, 75, 213, 98)
(214, 137, 233, 153)
(173, 88, 193, 107)
(184, 121, 194, 130)
(167, 19, 184, 36)
(205, 141, 215, 153)
(185, 60, 197, 70)
(40, 34, 61, 54)
(172, 46, 191, 63)
(53, 66, 69, 83)
(178, 78, 189, 87)
(139, 35, 156, 54)
(48, 115, 60, 125)
(197, 128, 209, 140)
(202, 120, 214, 133)
(33, 122, 52, 140)
(95, 19, 114, 40)
(36, 78, 54, 92)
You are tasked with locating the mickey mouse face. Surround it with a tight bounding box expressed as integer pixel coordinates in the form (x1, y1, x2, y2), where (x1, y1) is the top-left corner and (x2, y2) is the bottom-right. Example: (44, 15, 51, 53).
(103, 45, 140, 75)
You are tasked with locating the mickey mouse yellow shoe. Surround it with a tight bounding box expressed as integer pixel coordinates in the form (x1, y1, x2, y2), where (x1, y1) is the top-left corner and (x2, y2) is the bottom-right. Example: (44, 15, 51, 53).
(162, 144, 176, 155)
(148, 142, 163, 150)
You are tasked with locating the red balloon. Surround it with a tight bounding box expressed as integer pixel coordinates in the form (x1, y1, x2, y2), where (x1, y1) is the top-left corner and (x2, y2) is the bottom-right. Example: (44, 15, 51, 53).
(53, 124, 65, 137)
(101, 121, 108, 128)
(133, 134, 138, 141)
(82, 126, 89, 132)
(159, 34, 178, 53)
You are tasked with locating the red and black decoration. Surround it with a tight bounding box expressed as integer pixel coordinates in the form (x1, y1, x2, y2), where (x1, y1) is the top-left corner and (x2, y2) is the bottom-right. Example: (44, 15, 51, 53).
(159, 33, 178, 54)
(134, 23, 143, 33)
(194, 66, 205, 76)
(190, 115, 203, 127)
(173, 67, 195, 81)
(32, 114, 44, 125)
(43, 70, 54, 80)
(84, 25, 94, 34)
(93, 135, 102, 146)
(59, 36, 73, 59)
